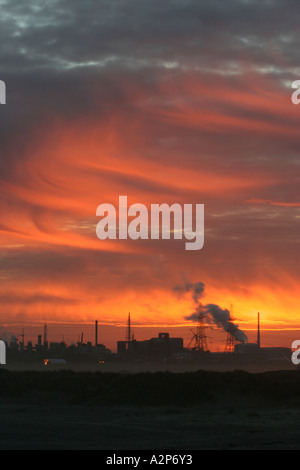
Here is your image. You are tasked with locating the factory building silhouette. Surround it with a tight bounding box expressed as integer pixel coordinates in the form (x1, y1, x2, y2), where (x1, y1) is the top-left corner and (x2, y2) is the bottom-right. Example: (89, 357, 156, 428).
(117, 313, 183, 359)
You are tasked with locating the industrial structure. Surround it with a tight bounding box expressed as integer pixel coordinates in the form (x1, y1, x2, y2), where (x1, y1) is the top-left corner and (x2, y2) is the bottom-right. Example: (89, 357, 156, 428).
(117, 313, 183, 359)
(0, 311, 293, 367)
(117, 331, 183, 359)
(187, 308, 209, 352)
(224, 307, 239, 353)
(233, 312, 291, 362)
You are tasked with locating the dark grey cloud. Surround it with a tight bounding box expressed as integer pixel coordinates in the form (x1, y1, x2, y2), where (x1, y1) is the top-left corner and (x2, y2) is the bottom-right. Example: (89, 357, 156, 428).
(1, 0, 300, 72)
(0, 0, 299, 312)
(1, 0, 299, 144)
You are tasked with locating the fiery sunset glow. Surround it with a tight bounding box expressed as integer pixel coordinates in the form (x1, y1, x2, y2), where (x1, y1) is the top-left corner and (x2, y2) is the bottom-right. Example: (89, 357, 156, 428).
(0, 0, 299, 351)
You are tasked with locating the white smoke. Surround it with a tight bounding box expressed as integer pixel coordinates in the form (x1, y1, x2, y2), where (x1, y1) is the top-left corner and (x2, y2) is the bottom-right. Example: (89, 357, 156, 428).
(178, 281, 248, 343)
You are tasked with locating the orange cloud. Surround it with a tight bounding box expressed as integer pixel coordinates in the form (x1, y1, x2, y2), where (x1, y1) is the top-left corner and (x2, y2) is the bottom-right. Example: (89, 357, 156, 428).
(0, 70, 298, 349)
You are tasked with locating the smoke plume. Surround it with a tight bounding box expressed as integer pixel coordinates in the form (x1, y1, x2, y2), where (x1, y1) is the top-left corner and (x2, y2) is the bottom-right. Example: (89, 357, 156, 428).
(203, 303, 247, 343)
(173, 281, 205, 304)
(180, 281, 248, 343)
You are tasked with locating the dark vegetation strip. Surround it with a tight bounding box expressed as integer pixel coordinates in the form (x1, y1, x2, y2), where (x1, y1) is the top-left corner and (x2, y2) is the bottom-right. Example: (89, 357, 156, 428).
(0, 369, 300, 406)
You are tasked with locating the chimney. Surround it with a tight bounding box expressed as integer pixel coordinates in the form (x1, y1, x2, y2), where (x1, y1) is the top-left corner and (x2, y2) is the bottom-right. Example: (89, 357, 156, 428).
(257, 312, 260, 348)
(95, 320, 98, 348)
(127, 312, 133, 344)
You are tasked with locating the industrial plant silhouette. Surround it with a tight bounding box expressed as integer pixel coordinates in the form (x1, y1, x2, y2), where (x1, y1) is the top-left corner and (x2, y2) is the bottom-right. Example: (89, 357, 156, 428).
(2, 310, 291, 369)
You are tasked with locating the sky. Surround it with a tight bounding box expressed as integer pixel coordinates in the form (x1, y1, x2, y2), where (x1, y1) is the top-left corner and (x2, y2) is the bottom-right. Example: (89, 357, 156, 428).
(0, 0, 299, 351)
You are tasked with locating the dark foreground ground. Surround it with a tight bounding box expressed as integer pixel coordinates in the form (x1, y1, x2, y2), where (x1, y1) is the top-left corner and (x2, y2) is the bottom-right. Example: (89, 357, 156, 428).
(0, 367, 300, 450)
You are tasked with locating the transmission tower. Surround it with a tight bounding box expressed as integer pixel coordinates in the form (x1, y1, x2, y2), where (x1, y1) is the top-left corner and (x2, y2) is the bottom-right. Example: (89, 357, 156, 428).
(187, 306, 209, 352)
(224, 305, 238, 352)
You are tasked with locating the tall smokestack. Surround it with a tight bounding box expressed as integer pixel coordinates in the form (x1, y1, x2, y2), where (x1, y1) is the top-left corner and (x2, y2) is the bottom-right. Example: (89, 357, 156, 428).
(43, 323, 48, 350)
(127, 313, 131, 343)
(43, 324, 46, 344)
(257, 312, 260, 348)
(95, 320, 98, 347)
